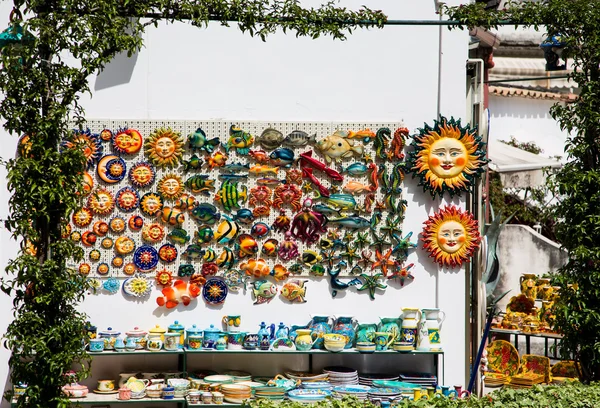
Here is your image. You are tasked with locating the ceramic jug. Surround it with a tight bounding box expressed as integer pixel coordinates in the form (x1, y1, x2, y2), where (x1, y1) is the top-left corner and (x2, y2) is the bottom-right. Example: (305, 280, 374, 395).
(308, 315, 333, 349)
(356, 323, 377, 343)
(259, 334, 271, 350)
(275, 322, 289, 340)
(416, 312, 430, 351)
(332, 315, 357, 349)
(520, 274, 538, 300)
(400, 308, 421, 346)
(377, 317, 401, 343)
(125, 337, 137, 352)
(289, 323, 309, 342)
(257, 322, 275, 340)
(422, 308, 446, 351)
(294, 329, 318, 351)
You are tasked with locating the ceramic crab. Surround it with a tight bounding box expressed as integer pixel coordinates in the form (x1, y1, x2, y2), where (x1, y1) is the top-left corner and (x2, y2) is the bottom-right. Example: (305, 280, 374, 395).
(273, 184, 302, 213)
(249, 185, 273, 217)
(290, 198, 328, 244)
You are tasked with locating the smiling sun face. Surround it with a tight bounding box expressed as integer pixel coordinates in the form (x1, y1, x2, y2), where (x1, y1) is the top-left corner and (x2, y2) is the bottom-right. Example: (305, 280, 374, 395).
(409, 116, 487, 198)
(144, 127, 184, 168)
(421, 205, 481, 268)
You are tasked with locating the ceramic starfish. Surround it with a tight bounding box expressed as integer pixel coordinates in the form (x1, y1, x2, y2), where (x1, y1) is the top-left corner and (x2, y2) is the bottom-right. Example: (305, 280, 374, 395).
(357, 273, 387, 300)
(369, 232, 392, 252)
(362, 152, 373, 163)
(388, 262, 415, 286)
(343, 231, 354, 243)
(327, 227, 341, 241)
(374, 201, 386, 212)
(357, 250, 373, 269)
(302, 182, 313, 194)
(371, 248, 397, 276)
(329, 184, 341, 194)
(321, 249, 341, 269)
(380, 215, 403, 240)
(391, 231, 418, 260)
(340, 244, 361, 265)
(355, 231, 370, 249)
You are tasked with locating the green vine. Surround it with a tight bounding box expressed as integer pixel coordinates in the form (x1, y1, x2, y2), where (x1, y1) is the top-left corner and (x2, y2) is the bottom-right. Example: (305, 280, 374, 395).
(0, 1, 387, 407)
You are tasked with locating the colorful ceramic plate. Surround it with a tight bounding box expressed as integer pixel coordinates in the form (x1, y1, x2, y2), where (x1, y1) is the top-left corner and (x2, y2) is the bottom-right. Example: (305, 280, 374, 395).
(116, 187, 140, 212)
(202, 277, 228, 305)
(93, 389, 119, 394)
(97, 155, 126, 184)
(133, 245, 159, 271)
(371, 380, 420, 389)
(301, 382, 332, 390)
(129, 161, 156, 188)
(288, 389, 332, 398)
(486, 340, 520, 377)
(112, 128, 143, 154)
(158, 244, 178, 263)
(270, 338, 296, 351)
(204, 375, 234, 384)
(123, 274, 153, 297)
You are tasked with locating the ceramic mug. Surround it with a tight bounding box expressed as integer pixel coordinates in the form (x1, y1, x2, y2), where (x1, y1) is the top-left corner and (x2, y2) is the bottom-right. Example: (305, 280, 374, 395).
(222, 315, 241, 332)
(414, 388, 429, 400)
(89, 338, 105, 352)
(227, 332, 246, 350)
(97, 379, 116, 392)
(188, 391, 201, 404)
(373, 332, 394, 351)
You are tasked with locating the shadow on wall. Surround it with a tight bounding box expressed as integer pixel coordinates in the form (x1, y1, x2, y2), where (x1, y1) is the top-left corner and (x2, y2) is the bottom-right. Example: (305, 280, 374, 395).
(94, 51, 138, 91)
(493, 224, 568, 311)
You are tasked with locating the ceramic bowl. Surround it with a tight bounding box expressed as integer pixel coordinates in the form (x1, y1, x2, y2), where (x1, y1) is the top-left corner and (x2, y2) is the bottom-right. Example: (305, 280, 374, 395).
(356, 342, 376, 353)
(146, 385, 163, 398)
(324, 341, 346, 353)
(167, 378, 190, 389)
(322, 333, 348, 343)
(393, 342, 414, 352)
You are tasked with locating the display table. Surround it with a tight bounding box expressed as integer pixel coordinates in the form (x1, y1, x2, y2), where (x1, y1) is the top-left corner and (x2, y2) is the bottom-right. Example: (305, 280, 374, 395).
(490, 328, 563, 358)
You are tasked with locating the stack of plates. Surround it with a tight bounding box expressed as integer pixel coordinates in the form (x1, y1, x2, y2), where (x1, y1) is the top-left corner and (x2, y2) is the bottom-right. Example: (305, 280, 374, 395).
(367, 387, 404, 402)
(301, 381, 332, 391)
(220, 383, 252, 403)
(204, 375, 234, 385)
(398, 373, 437, 387)
(323, 366, 358, 385)
(484, 372, 507, 388)
(288, 389, 332, 403)
(255, 386, 286, 400)
(285, 372, 329, 382)
(332, 385, 371, 400)
(506, 372, 544, 389)
(359, 374, 399, 387)
(223, 370, 252, 382)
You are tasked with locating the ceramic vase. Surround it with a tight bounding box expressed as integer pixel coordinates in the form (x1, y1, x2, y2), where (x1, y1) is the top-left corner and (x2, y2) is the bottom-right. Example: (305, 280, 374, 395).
(400, 308, 421, 346)
(416, 313, 430, 351)
(308, 315, 332, 349)
(332, 315, 357, 348)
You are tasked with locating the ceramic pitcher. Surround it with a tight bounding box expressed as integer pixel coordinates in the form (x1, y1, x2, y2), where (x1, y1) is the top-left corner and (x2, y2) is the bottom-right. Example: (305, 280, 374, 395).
(377, 317, 401, 343)
(294, 329, 318, 351)
(422, 308, 446, 351)
(356, 323, 377, 343)
(308, 315, 333, 349)
(416, 312, 430, 351)
(400, 308, 421, 346)
(332, 315, 357, 349)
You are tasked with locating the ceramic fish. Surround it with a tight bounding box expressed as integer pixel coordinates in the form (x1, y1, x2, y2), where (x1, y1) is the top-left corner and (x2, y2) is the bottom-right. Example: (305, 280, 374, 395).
(262, 238, 279, 257)
(221, 163, 250, 173)
(251, 279, 278, 305)
(341, 162, 369, 176)
(182, 244, 205, 260)
(185, 175, 216, 195)
(183, 154, 204, 172)
(283, 130, 317, 147)
(311, 264, 326, 276)
(316, 130, 364, 163)
(213, 215, 240, 244)
(317, 193, 357, 211)
(232, 208, 255, 224)
(205, 151, 228, 170)
(194, 226, 214, 244)
(203, 247, 217, 262)
(346, 128, 376, 142)
(224, 125, 255, 155)
(240, 258, 271, 278)
(327, 216, 371, 229)
(160, 206, 185, 225)
(216, 247, 236, 270)
(301, 250, 323, 266)
(156, 279, 201, 309)
(218, 174, 248, 180)
(250, 222, 270, 238)
(236, 233, 259, 258)
(214, 180, 248, 212)
(175, 194, 197, 211)
(281, 279, 308, 303)
(256, 128, 284, 150)
(249, 165, 279, 175)
(269, 148, 295, 167)
(190, 203, 221, 225)
(313, 204, 342, 217)
(188, 128, 220, 154)
(343, 180, 372, 194)
(167, 228, 191, 245)
(270, 264, 290, 282)
(249, 149, 271, 164)
(257, 177, 284, 186)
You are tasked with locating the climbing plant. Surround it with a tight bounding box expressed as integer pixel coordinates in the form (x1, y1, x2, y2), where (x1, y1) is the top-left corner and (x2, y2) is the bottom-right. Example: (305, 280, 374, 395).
(444, 0, 600, 383)
(0, 1, 386, 407)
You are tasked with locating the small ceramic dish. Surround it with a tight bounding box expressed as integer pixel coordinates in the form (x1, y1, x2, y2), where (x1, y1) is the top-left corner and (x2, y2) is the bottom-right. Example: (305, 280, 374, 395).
(324, 341, 346, 353)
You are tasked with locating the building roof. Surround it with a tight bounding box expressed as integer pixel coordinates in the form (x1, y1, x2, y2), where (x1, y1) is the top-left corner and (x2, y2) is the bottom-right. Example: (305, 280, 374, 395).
(489, 57, 574, 91)
(489, 85, 578, 102)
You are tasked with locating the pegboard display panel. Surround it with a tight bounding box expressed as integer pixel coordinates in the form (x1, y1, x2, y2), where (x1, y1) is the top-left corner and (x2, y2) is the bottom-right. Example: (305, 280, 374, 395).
(73, 119, 408, 287)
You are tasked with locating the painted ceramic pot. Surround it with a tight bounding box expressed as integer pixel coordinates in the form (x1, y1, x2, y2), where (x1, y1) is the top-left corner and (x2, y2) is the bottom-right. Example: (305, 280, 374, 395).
(308, 315, 332, 349)
(147, 333, 163, 351)
(227, 332, 246, 350)
(356, 323, 377, 344)
(332, 315, 357, 349)
(163, 333, 180, 351)
(203, 324, 220, 349)
(294, 329, 317, 351)
(520, 274, 538, 300)
(188, 335, 204, 350)
(98, 327, 121, 350)
(185, 324, 202, 348)
(377, 317, 401, 343)
(243, 333, 259, 350)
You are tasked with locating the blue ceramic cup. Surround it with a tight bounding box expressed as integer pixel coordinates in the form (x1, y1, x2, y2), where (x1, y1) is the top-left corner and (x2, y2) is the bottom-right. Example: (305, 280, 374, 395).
(162, 386, 175, 399)
(89, 338, 105, 352)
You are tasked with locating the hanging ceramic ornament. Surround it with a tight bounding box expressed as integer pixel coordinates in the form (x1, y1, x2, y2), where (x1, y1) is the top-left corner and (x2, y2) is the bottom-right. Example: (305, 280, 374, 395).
(155, 269, 174, 286)
(97, 263, 110, 276)
(81, 231, 97, 247)
(223, 269, 248, 292)
(281, 279, 308, 303)
(87, 188, 115, 216)
(112, 127, 143, 154)
(250, 279, 277, 305)
(156, 279, 201, 308)
(129, 161, 156, 188)
(92, 221, 109, 237)
(103, 277, 120, 294)
(133, 245, 159, 272)
(202, 277, 228, 305)
(100, 128, 113, 142)
(144, 127, 184, 168)
(421, 205, 481, 268)
(97, 155, 127, 184)
(109, 216, 126, 233)
(89, 249, 101, 262)
(61, 128, 103, 169)
(142, 223, 165, 243)
(116, 187, 140, 212)
(408, 116, 488, 198)
(158, 173, 185, 201)
(79, 263, 91, 276)
(82, 172, 94, 195)
(140, 192, 164, 217)
(128, 215, 144, 231)
(388, 262, 415, 286)
(101, 237, 113, 249)
(88, 278, 102, 294)
(123, 273, 153, 298)
(158, 243, 178, 263)
(357, 272, 387, 300)
(123, 263, 136, 276)
(114, 236, 135, 256)
(112, 256, 124, 268)
(72, 207, 93, 228)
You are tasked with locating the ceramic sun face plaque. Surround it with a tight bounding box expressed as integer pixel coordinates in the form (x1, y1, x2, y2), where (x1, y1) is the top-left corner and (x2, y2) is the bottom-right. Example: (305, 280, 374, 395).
(409, 116, 487, 198)
(112, 127, 143, 154)
(61, 129, 103, 169)
(128, 161, 156, 188)
(97, 155, 127, 184)
(421, 205, 481, 268)
(158, 173, 185, 201)
(140, 192, 164, 217)
(115, 187, 140, 212)
(144, 127, 184, 168)
(87, 188, 115, 216)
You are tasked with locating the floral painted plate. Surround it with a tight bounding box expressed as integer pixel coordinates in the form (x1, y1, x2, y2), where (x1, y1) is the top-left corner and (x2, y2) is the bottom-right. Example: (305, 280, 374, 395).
(486, 340, 520, 377)
(521, 354, 550, 383)
(133, 245, 159, 271)
(202, 277, 228, 305)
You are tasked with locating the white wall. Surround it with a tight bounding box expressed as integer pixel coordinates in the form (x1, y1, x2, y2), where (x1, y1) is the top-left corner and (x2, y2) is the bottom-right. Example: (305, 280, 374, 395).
(489, 95, 567, 160)
(0, 1, 469, 402)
